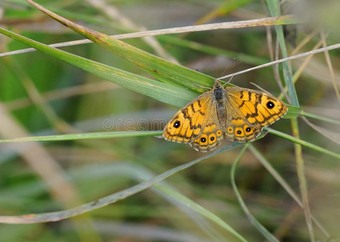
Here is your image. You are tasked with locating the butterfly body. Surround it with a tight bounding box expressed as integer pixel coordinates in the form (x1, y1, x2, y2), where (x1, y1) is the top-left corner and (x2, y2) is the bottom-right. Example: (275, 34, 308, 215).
(163, 81, 288, 152)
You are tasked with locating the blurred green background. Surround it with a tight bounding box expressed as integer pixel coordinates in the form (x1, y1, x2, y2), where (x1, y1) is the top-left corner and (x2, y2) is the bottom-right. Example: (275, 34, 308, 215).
(0, 0, 340, 241)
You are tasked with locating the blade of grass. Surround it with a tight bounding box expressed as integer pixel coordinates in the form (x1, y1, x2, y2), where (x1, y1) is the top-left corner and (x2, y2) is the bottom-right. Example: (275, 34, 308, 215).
(278, 38, 323, 101)
(26, 0, 215, 92)
(154, 184, 247, 242)
(217, 43, 340, 81)
(0, 27, 197, 107)
(1, 125, 337, 160)
(26, 0, 299, 92)
(301, 116, 340, 145)
(0, 131, 162, 143)
(320, 32, 340, 102)
(301, 111, 340, 125)
(158, 35, 268, 66)
(87, 0, 178, 63)
(284, 104, 301, 119)
(291, 118, 315, 241)
(0, 15, 298, 59)
(231, 144, 279, 242)
(0, 142, 242, 223)
(266, 128, 340, 160)
(248, 145, 329, 238)
(2, 57, 74, 133)
(266, 1, 314, 240)
(195, 0, 255, 25)
(266, 0, 299, 107)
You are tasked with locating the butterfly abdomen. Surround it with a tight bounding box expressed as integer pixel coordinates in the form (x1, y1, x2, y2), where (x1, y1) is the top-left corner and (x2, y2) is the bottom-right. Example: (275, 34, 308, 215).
(213, 84, 228, 121)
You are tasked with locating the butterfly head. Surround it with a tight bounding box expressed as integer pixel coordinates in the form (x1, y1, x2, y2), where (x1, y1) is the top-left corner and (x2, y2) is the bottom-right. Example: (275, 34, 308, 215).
(213, 80, 223, 88)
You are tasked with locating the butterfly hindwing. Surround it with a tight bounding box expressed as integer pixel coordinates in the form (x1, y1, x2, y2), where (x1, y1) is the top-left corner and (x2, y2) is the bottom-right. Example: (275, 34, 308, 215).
(224, 112, 261, 142)
(189, 101, 225, 152)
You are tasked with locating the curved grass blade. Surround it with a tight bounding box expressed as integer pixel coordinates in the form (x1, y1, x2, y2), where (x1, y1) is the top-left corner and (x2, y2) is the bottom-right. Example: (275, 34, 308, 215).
(0, 142, 241, 224)
(0, 27, 197, 107)
(248, 145, 330, 238)
(231, 144, 279, 242)
(26, 0, 215, 92)
(155, 184, 247, 242)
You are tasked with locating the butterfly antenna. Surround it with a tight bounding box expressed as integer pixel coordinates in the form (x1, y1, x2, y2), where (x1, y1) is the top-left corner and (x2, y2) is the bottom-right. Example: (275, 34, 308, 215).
(220, 75, 234, 87)
(227, 75, 234, 83)
(250, 82, 272, 95)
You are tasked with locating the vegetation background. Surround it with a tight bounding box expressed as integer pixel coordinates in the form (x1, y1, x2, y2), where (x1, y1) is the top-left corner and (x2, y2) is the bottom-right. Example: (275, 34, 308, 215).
(0, 0, 339, 241)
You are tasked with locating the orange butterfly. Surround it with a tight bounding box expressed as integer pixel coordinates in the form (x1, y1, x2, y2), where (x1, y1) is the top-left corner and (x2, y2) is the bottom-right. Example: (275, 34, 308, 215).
(163, 81, 288, 152)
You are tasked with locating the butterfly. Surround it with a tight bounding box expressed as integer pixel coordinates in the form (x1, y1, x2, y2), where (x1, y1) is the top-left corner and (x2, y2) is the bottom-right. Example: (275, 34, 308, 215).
(163, 81, 288, 152)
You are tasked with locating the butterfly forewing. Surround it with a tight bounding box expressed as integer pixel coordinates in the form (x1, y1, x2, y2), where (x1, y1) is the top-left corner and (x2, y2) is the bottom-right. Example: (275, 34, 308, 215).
(226, 87, 288, 126)
(163, 92, 213, 144)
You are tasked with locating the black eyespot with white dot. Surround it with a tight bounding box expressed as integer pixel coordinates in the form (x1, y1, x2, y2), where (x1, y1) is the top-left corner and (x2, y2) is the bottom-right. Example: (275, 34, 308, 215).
(246, 127, 251, 132)
(266, 101, 275, 109)
(200, 137, 206, 143)
(173, 120, 181, 128)
(237, 130, 242, 135)
(210, 136, 215, 141)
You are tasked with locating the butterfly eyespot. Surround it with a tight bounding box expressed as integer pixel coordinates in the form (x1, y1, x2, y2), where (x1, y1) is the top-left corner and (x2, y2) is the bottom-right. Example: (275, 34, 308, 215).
(227, 127, 233, 133)
(208, 134, 217, 144)
(217, 130, 222, 136)
(173, 120, 181, 128)
(266, 101, 275, 109)
(200, 137, 206, 143)
(235, 128, 243, 135)
(246, 127, 251, 132)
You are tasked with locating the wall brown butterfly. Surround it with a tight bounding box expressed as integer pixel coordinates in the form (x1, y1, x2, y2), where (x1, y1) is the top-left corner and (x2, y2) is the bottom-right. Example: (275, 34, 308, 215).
(163, 81, 288, 152)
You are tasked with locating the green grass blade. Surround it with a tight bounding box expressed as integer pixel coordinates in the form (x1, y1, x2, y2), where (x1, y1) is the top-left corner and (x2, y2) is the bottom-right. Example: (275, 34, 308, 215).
(158, 35, 268, 66)
(196, 0, 255, 24)
(266, 2, 314, 240)
(266, 0, 299, 107)
(0, 131, 162, 143)
(0, 143, 242, 223)
(154, 184, 247, 242)
(248, 145, 330, 238)
(26, 0, 215, 92)
(231, 144, 279, 242)
(301, 111, 340, 125)
(266, 128, 340, 160)
(285, 105, 302, 119)
(0, 27, 197, 107)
